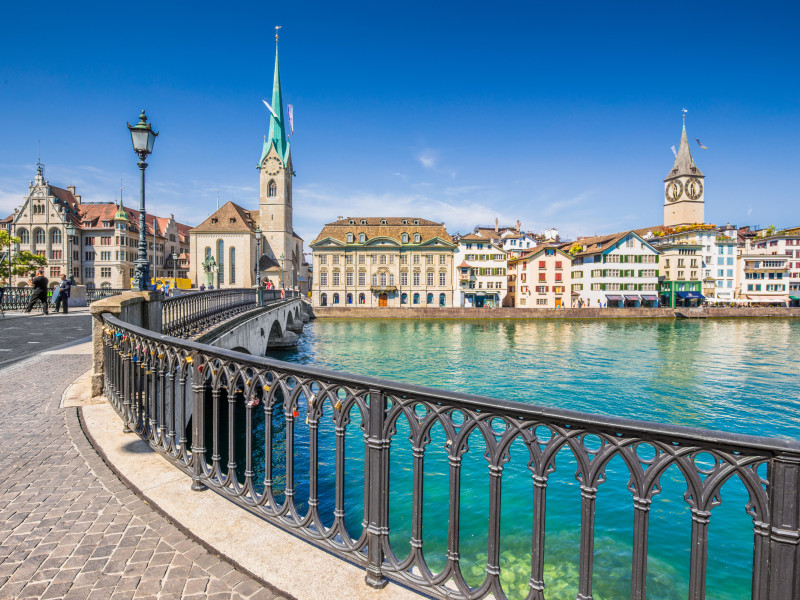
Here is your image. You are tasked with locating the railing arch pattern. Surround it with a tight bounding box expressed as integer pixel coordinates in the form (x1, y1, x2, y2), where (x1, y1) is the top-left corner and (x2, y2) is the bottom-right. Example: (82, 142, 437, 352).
(99, 313, 800, 600)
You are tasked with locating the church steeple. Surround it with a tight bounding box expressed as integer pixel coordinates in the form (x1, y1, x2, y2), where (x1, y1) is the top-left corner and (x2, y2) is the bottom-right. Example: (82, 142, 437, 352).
(259, 30, 290, 166)
(665, 118, 703, 181)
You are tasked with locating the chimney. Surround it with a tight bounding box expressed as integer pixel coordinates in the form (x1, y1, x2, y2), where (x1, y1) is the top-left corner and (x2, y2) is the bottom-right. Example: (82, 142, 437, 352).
(67, 186, 75, 195)
(495, 218, 499, 233)
(74, 194, 81, 204)
(516, 220, 521, 233)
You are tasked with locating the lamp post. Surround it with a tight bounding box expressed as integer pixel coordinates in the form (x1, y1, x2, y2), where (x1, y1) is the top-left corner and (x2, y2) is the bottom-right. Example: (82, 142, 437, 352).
(127, 110, 158, 291)
(172, 251, 178, 287)
(65, 221, 76, 284)
(291, 263, 295, 292)
(280, 253, 285, 289)
(255, 226, 263, 306)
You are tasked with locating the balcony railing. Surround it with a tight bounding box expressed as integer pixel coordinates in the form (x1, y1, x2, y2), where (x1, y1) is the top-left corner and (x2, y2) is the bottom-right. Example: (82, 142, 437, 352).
(99, 313, 800, 600)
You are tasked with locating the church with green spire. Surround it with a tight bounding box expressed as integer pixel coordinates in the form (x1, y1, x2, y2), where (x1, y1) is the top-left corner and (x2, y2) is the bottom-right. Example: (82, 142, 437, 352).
(664, 117, 705, 227)
(189, 29, 307, 292)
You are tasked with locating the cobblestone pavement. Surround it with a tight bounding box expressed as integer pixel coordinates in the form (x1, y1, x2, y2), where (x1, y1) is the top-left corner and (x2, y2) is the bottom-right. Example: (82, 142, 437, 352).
(0, 351, 291, 600)
(0, 313, 92, 369)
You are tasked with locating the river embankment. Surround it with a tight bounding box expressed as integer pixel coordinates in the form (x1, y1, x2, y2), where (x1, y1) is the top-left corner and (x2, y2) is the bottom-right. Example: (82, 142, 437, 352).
(313, 306, 800, 319)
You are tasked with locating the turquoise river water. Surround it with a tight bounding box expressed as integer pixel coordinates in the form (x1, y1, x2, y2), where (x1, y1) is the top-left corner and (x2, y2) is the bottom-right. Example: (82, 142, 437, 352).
(256, 317, 800, 600)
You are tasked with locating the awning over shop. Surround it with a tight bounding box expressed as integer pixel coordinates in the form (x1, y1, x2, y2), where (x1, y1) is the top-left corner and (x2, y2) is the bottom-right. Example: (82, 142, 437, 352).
(790, 296, 800, 301)
(676, 291, 705, 300)
(624, 295, 640, 301)
(641, 295, 658, 301)
(605, 295, 623, 301)
(476, 292, 486, 297)
(747, 296, 790, 304)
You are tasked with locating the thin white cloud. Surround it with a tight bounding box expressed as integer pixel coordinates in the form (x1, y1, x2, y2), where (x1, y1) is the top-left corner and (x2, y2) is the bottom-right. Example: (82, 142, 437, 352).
(417, 149, 437, 169)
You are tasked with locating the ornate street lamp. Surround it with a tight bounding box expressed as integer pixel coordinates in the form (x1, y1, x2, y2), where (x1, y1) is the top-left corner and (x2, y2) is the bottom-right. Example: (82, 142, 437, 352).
(172, 251, 178, 288)
(65, 221, 76, 284)
(280, 252, 285, 289)
(127, 110, 158, 291)
(255, 226, 262, 306)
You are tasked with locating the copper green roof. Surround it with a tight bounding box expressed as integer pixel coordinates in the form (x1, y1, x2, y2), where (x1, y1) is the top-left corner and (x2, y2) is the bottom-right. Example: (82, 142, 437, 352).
(259, 41, 290, 166)
(113, 197, 128, 221)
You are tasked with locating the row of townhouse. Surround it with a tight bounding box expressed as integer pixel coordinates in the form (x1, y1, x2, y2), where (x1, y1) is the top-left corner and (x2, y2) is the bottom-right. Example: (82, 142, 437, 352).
(308, 217, 800, 310)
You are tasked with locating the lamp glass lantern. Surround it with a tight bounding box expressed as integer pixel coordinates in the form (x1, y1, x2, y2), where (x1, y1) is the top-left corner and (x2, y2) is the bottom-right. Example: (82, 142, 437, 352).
(128, 110, 158, 157)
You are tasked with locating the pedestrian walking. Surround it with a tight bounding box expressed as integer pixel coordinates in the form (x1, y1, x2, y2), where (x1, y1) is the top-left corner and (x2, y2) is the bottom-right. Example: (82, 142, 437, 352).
(24, 269, 49, 315)
(53, 274, 72, 314)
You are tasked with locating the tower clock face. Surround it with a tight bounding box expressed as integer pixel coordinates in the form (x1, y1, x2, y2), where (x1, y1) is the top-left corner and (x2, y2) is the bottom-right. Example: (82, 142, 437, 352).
(263, 156, 282, 176)
(685, 178, 703, 200)
(665, 180, 682, 203)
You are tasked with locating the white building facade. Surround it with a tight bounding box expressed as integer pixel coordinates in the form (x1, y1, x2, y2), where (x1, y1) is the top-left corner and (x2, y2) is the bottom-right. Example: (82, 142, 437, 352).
(453, 235, 507, 308)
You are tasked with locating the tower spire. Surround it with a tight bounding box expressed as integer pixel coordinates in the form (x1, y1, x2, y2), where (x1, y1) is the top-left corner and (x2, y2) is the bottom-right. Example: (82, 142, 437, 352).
(259, 27, 289, 166)
(665, 110, 703, 180)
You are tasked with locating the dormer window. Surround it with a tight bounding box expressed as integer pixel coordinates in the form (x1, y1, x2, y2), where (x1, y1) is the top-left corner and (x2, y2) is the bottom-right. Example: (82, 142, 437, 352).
(361, 219, 367, 225)
(380, 219, 387, 225)
(102, 221, 111, 228)
(359, 233, 366, 243)
(229, 218, 236, 223)
(348, 219, 355, 225)
(346, 233, 354, 243)
(211, 218, 218, 223)
(413, 233, 421, 243)
(401, 233, 409, 244)
(413, 220, 419, 225)
(402, 219, 408, 225)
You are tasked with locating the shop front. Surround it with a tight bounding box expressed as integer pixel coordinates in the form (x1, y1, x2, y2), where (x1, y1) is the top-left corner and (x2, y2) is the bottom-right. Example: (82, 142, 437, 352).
(463, 291, 500, 308)
(641, 294, 660, 307)
(623, 294, 640, 307)
(676, 291, 705, 307)
(605, 294, 623, 308)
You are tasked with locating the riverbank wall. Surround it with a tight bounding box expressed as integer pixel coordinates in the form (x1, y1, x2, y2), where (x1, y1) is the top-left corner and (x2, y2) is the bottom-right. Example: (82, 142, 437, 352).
(314, 306, 800, 319)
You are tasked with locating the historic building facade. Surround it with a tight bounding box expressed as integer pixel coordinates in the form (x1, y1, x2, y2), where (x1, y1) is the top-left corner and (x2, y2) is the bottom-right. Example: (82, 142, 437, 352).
(1, 165, 190, 289)
(309, 218, 456, 308)
(188, 36, 307, 292)
(507, 246, 573, 308)
(452, 234, 507, 307)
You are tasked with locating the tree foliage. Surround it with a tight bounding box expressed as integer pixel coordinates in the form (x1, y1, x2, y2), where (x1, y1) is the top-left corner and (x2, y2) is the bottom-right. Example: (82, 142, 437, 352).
(0, 230, 47, 284)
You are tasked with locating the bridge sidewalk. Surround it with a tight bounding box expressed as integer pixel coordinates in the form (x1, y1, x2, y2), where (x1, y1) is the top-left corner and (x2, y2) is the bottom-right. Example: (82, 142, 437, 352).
(0, 343, 291, 600)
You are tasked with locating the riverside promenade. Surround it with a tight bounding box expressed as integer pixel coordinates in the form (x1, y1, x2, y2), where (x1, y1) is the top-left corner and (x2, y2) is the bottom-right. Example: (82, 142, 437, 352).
(0, 313, 289, 600)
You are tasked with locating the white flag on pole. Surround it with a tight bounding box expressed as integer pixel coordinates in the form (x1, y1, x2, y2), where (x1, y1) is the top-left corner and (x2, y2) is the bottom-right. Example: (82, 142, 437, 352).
(262, 99, 278, 119)
(670, 145, 677, 157)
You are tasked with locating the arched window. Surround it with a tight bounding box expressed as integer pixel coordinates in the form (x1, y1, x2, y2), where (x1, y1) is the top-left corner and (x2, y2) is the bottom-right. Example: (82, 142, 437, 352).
(333, 293, 340, 305)
(229, 247, 236, 284)
(18, 228, 29, 244)
(205, 246, 211, 258)
(346, 233, 354, 243)
(413, 233, 421, 243)
(358, 293, 365, 304)
(34, 228, 45, 245)
(439, 293, 446, 307)
(321, 293, 328, 306)
(50, 228, 62, 245)
(427, 293, 433, 304)
(401, 233, 409, 244)
(268, 180, 277, 197)
(217, 240, 224, 287)
(359, 233, 366, 243)
(401, 293, 408, 304)
(346, 293, 353, 305)
(413, 293, 420, 305)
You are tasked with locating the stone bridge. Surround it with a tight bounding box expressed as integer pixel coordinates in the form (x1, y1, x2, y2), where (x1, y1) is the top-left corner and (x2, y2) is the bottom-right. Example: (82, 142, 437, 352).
(196, 297, 310, 355)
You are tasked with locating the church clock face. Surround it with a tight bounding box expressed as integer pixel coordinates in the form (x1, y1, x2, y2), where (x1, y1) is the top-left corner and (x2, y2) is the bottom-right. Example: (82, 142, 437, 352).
(665, 180, 682, 203)
(685, 178, 703, 200)
(263, 156, 282, 176)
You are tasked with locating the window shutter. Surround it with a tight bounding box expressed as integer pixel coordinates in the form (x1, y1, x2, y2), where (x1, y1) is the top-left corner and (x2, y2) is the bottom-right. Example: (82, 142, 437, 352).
(600, 283, 606, 290)
(602, 270, 607, 277)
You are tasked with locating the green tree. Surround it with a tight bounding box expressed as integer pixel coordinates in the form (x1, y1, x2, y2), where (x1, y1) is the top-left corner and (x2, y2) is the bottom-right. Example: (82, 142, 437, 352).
(0, 230, 47, 285)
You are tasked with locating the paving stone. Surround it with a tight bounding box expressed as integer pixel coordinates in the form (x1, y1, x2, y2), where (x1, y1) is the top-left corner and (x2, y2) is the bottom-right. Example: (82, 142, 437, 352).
(0, 352, 291, 600)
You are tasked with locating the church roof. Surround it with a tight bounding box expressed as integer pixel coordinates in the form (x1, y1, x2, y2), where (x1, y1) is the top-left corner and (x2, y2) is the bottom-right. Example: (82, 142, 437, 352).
(311, 217, 452, 246)
(665, 121, 704, 181)
(259, 40, 290, 166)
(190, 201, 257, 234)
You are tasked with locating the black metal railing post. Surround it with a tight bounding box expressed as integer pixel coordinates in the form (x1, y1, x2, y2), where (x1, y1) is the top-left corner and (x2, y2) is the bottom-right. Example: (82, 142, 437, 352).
(767, 454, 800, 599)
(190, 353, 206, 491)
(365, 388, 389, 588)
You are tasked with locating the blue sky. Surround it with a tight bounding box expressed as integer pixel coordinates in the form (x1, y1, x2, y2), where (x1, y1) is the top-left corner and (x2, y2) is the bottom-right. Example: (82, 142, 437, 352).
(1, 0, 798, 245)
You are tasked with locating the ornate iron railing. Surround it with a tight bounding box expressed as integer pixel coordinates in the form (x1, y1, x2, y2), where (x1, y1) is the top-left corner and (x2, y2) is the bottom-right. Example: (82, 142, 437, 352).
(161, 288, 301, 337)
(87, 288, 130, 303)
(0, 287, 51, 310)
(99, 313, 800, 600)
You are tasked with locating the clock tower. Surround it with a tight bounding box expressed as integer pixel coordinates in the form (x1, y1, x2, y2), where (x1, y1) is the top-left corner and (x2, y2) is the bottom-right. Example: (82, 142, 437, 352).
(259, 33, 294, 273)
(664, 118, 705, 227)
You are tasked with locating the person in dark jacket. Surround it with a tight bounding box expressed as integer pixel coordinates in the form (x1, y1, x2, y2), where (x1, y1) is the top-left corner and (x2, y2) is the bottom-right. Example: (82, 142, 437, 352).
(53, 274, 71, 314)
(24, 269, 49, 315)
